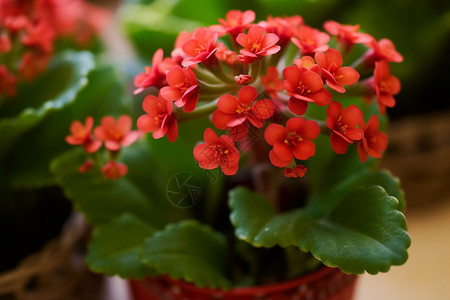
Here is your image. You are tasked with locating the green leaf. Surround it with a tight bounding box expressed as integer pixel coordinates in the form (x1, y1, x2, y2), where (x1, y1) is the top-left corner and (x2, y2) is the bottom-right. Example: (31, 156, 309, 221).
(140, 220, 231, 289)
(229, 184, 410, 275)
(0, 50, 94, 163)
(86, 213, 157, 279)
(2, 63, 128, 188)
(301, 186, 410, 274)
(50, 140, 170, 227)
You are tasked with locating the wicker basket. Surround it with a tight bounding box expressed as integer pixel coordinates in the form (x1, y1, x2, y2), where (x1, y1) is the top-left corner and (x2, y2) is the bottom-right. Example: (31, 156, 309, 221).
(0, 213, 99, 300)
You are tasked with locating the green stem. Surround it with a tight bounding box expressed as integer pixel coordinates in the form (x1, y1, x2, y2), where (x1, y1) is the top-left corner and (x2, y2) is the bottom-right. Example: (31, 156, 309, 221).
(249, 59, 261, 82)
(176, 98, 219, 123)
(194, 67, 223, 84)
(205, 63, 236, 84)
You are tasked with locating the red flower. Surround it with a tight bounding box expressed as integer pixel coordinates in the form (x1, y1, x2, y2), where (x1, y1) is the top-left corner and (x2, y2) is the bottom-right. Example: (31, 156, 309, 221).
(284, 165, 307, 178)
(193, 128, 240, 175)
(323, 21, 372, 49)
(259, 15, 303, 46)
(160, 66, 199, 113)
(234, 74, 252, 85)
(78, 159, 94, 173)
(216, 46, 238, 64)
(134, 49, 173, 94)
(137, 95, 178, 142)
(357, 115, 388, 163)
(102, 161, 128, 179)
(212, 86, 275, 140)
(22, 22, 55, 54)
(326, 101, 364, 154)
(264, 117, 320, 167)
(94, 115, 141, 151)
(291, 25, 329, 55)
(373, 60, 401, 115)
(261, 66, 284, 97)
(19, 52, 51, 81)
(365, 38, 403, 63)
(236, 25, 280, 63)
(283, 65, 332, 115)
(0, 65, 17, 97)
(0, 34, 12, 53)
(294, 56, 320, 73)
(182, 28, 223, 67)
(66, 116, 102, 153)
(210, 10, 255, 37)
(315, 48, 360, 93)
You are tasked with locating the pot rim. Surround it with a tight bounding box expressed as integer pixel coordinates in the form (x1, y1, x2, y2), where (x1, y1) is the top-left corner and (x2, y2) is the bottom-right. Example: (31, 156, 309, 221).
(142, 266, 351, 296)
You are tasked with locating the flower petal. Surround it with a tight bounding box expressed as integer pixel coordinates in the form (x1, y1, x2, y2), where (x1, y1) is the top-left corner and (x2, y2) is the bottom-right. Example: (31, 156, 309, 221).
(288, 97, 308, 115)
(264, 123, 286, 145)
(292, 140, 315, 160)
(218, 94, 240, 113)
(238, 85, 258, 103)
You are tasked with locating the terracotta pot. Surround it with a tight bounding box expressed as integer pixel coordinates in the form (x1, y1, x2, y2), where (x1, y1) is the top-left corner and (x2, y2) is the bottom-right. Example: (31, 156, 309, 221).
(129, 266, 358, 300)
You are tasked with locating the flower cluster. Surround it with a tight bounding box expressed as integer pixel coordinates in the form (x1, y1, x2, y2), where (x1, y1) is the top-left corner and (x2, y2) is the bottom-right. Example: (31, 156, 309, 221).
(134, 10, 402, 177)
(0, 0, 109, 97)
(66, 115, 141, 179)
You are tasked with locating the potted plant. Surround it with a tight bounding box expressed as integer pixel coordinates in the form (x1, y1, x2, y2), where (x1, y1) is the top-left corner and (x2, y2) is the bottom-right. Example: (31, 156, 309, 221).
(52, 10, 410, 299)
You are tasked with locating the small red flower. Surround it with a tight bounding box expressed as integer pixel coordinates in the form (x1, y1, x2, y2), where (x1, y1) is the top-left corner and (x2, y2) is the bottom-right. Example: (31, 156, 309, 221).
(283, 65, 332, 115)
(236, 25, 281, 63)
(134, 49, 173, 94)
(284, 165, 307, 178)
(137, 95, 178, 142)
(294, 56, 320, 73)
(66, 116, 102, 153)
(323, 21, 372, 50)
(326, 101, 364, 154)
(315, 48, 360, 93)
(78, 159, 94, 173)
(216, 46, 238, 64)
(19, 52, 51, 81)
(0, 65, 17, 97)
(193, 128, 240, 175)
(22, 22, 55, 54)
(210, 10, 255, 38)
(0, 34, 12, 53)
(365, 38, 403, 63)
(94, 115, 141, 151)
(264, 117, 320, 167)
(357, 115, 388, 163)
(259, 15, 303, 46)
(291, 25, 329, 55)
(182, 28, 223, 67)
(234, 74, 252, 85)
(160, 66, 199, 113)
(102, 161, 128, 179)
(212, 86, 275, 140)
(373, 60, 401, 115)
(261, 66, 284, 97)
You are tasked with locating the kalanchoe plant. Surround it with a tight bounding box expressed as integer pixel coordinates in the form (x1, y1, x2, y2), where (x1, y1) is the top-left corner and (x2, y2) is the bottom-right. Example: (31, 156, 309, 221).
(54, 10, 410, 289)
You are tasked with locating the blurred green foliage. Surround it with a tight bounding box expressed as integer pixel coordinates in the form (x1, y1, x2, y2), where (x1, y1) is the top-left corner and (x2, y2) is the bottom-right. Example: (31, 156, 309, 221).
(121, 0, 450, 119)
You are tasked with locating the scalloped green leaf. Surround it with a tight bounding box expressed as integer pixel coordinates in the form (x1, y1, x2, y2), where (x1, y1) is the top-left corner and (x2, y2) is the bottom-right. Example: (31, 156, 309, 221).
(300, 186, 410, 274)
(86, 213, 157, 279)
(0, 50, 94, 163)
(229, 184, 410, 275)
(140, 220, 231, 289)
(2, 63, 128, 188)
(50, 139, 170, 227)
